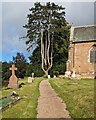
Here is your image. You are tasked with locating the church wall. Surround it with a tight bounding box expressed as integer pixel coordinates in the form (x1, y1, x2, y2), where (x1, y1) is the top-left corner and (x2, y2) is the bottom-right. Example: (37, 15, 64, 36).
(66, 25, 96, 79)
(66, 44, 74, 71)
(74, 42, 95, 78)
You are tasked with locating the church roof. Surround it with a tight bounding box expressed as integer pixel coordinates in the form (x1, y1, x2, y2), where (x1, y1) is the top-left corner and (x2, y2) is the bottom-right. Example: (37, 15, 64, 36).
(72, 25, 96, 43)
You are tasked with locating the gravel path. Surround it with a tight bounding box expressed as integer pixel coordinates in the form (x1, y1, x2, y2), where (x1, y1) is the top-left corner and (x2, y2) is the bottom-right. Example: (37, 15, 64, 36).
(37, 80, 71, 118)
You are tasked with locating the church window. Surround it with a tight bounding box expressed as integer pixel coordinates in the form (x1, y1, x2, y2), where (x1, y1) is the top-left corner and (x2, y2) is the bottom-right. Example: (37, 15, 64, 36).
(90, 45, 96, 63)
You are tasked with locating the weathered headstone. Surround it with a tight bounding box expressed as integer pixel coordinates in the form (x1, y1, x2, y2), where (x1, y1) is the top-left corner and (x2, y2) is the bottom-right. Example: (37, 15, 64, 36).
(54, 75, 56, 78)
(32, 72, 34, 81)
(8, 64, 18, 88)
(71, 71, 76, 78)
(65, 71, 71, 78)
(32, 73, 34, 78)
(48, 75, 50, 78)
(71, 68, 76, 79)
(28, 77, 32, 83)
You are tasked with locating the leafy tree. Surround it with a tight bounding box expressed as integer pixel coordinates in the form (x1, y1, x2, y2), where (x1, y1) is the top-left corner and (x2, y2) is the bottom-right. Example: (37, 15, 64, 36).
(28, 47, 44, 77)
(13, 52, 27, 78)
(2, 62, 12, 82)
(22, 2, 70, 76)
(0, 62, 2, 86)
(25, 63, 33, 76)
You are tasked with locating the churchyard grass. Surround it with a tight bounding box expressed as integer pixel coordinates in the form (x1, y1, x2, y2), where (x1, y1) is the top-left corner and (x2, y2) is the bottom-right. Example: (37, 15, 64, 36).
(2, 77, 44, 118)
(49, 78, 94, 118)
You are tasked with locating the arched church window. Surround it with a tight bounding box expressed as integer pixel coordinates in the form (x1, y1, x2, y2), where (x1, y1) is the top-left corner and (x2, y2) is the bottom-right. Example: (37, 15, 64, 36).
(90, 45, 96, 63)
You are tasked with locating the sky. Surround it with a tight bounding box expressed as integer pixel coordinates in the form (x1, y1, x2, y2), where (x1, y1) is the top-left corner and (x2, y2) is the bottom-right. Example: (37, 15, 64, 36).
(0, 0, 95, 62)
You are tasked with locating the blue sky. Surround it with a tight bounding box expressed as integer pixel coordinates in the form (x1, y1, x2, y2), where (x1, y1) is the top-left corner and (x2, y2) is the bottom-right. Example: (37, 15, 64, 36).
(0, 1, 94, 62)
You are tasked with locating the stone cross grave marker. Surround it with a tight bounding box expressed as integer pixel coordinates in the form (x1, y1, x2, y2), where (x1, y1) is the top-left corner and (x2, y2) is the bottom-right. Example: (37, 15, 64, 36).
(8, 64, 18, 88)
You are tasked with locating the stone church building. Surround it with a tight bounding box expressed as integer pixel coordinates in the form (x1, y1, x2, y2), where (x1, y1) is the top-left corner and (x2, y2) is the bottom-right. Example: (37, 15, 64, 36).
(66, 25, 96, 79)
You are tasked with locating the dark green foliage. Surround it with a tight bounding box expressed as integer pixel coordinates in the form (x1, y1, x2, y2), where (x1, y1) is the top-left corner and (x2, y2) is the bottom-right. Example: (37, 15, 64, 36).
(25, 63, 33, 76)
(22, 2, 70, 76)
(2, 62, 12, 81)
(0, 61, 2, 86)
(53, 71, 59, 77)
(2, 53, 27, 83)
(13, 53, 27, 78)
(50, 70, 54, 78)
(0, 63, 1, 71)
(29, 46, 41, 64)
(23, 2, 70, 51)
(28, 46, 44, 77)
(26, 46, 43, 77)
(31, 64, 44, 77)
(25, 63, 43, 77)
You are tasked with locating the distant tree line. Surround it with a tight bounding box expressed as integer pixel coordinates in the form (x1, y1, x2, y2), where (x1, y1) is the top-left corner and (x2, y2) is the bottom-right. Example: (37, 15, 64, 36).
(2, 53, 28, 82)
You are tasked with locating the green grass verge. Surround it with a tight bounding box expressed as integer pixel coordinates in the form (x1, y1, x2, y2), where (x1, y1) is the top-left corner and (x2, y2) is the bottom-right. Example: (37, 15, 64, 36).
(49, 78, 94, 118)
(2, 77, 44, 118)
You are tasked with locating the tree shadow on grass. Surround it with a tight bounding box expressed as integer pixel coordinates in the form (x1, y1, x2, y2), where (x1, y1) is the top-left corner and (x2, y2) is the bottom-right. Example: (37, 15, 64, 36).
(2, 82, 26, 90)
(4, 88, 11, 90)
(19, 83, 25, 88)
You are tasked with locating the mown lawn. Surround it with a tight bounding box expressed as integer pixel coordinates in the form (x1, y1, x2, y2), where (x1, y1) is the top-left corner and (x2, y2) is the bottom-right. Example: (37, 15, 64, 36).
(49, 78, 94, 118)
(2, 77, 44, 118)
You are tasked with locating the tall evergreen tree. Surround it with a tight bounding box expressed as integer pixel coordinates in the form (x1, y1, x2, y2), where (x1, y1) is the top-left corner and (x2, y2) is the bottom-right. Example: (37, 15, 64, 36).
(22, 2, 70, 76)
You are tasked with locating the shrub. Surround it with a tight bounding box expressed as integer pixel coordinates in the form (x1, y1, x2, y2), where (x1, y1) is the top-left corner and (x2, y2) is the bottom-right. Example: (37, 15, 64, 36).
(53, 71, 59, 77)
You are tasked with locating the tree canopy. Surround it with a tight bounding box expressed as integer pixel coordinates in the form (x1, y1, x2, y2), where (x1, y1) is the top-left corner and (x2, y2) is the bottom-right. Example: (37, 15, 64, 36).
(2, 52, 27, 83)
(13, 52, 27, 78)
(22, 2, 70, 76)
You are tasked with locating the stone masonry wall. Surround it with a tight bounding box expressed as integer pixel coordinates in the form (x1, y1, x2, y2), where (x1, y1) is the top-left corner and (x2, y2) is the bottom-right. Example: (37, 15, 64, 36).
(66, 25, 96, 78)
(74, 42, 94, 78)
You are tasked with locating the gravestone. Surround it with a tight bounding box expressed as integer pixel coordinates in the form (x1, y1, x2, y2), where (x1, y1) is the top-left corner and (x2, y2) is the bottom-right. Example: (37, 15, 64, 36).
(71, 71, 76, 78)
(65, 71, 71, 78)
(28, 73, 34, 83)
(32, 73, 34, 81)
(48, 75, 50, 78)
(71, 68, 76, 79)
(28, 77, 32, 83)
(54, 75, 56, 78)
(8, 64, 18, 88)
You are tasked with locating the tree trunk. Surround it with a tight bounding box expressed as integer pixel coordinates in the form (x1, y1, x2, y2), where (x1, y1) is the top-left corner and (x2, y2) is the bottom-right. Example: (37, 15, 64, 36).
(40, 14, 53, 77)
